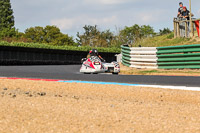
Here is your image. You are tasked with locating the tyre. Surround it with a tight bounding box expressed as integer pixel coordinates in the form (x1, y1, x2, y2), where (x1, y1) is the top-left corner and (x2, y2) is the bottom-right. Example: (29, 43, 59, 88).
(84, 72, 91, 74)
(112, 72, 118, 75)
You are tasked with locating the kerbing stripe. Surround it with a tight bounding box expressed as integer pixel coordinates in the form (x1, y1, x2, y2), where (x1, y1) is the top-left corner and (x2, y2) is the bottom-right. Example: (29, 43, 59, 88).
(0, 77, 200, 91)
(58, 80, 142, 86)
(58, 80, 200, 91)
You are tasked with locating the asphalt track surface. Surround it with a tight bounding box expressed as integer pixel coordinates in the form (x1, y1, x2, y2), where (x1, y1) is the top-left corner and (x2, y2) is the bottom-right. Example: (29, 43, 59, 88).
(0, 65, 199, 87)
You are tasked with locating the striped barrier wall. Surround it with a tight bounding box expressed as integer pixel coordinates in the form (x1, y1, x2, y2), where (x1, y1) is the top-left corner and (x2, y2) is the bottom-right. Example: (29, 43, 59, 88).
(121, 45, 158, 69)
(121, 44, 200, 69)
(157, 44, 200, 69)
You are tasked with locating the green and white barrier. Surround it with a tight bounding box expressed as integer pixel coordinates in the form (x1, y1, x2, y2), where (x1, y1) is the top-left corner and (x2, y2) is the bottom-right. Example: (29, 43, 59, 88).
(121, 44, 200, 69)
(121, 45, 158, 69)
(157, 44, 200, 69)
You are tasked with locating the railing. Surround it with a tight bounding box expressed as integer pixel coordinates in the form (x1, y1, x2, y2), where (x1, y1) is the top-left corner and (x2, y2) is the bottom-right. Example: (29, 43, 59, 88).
(173, 18, 200, 38)
(157, 44, 200, 69)
(121, 45, 158, 69)
(121, 44, 200, 69)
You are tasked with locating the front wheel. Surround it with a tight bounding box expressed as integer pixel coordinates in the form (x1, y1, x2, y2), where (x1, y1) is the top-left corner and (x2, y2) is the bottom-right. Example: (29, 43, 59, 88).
(93, 73, 98, 74)
(84, 72, 91, 74)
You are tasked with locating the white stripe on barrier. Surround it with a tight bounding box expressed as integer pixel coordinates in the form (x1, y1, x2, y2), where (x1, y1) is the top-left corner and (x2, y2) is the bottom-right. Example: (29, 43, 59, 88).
(130, 62, 157, 66)
(130, 65, 158, 69)
(130, 55, 157, 58)
(129, 58, 157, 62)
(130, 51, 157, 55)
(129, 47, 157, 51)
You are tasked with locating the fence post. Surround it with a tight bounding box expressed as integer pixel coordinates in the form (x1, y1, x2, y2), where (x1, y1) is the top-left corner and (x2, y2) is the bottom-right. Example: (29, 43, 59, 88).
(185, 22, 188, 37)
(177, 22, 180, 37)
(174, 21, 177, 38)
(173, 18, 177, 38)
(193, 21, 195, 37)
(191, 21, 195, 37)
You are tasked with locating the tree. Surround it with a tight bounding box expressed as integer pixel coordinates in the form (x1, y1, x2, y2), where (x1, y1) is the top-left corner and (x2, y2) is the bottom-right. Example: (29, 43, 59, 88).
(76, 24, 156, 47)
(140, 25, 155, 38)
(119, 24, 155, 44)
(76, 25, 115, 47)
(119, 24, 140, 44)
(77, 25, 99, 47)
(0, 0, 15, 38)
(159, 28, 172, 35)
(25, 25, 75, 46)
(52, 34, 74, 46)
(43, 25, 61, 43)
(25, 26, 45, 43)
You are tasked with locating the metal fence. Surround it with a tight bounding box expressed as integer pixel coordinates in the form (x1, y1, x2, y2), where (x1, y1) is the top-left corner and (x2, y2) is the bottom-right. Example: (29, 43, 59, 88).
(173, 18, 200, 38)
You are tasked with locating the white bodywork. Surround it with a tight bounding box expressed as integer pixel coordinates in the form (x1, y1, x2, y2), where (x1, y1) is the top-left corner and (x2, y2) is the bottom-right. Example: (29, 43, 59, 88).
(102, 62, 120, 74)
(80, 56, 120, 74)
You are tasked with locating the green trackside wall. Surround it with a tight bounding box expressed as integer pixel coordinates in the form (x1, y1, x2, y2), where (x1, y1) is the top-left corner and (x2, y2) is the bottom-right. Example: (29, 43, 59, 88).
(121, 44, 200, 69)
(157, 44, 200, 69)
(121, 45, 131, 67)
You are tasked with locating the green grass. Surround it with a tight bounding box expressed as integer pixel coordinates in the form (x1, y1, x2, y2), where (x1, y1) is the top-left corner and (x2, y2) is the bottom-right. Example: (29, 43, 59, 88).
(120, 67, 200, 76)
(134, 33, 200, 47)
(0, 41, 121, 53)
(138, 70, 200, 74)
(138, 70, 159, 74)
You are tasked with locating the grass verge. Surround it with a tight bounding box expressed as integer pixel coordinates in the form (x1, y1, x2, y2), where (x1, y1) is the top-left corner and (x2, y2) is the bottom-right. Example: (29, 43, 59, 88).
(120, 63, 200, 76)
(133, 32, 200, 47)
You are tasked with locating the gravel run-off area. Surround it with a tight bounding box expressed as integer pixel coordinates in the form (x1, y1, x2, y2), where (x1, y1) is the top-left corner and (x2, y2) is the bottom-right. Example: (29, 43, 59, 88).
(0, 79, 200, 133)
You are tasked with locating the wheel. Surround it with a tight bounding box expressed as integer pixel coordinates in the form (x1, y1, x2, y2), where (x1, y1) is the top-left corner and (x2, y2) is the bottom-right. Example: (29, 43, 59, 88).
(84, 72, 91, 74)
(112, 72, 118, 75)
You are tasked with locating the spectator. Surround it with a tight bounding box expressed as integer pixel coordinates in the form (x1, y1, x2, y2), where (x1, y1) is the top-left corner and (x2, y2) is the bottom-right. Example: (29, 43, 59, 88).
(177, 2, 184, 18)
(181, 6, 190, 20)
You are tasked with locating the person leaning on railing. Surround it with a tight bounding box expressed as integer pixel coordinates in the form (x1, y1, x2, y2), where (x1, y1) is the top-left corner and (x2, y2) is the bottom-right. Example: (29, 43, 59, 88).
(180, 6, 194, 20)
(177, 2, 184, 18)
(180, 6, 190, 20)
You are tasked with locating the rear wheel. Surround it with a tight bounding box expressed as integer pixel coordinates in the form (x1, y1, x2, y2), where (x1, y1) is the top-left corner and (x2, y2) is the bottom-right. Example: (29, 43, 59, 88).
(112, 72, 118, 75)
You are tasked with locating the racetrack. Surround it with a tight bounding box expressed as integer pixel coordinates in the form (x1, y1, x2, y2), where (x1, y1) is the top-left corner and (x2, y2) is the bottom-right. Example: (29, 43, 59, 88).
(0, 65, 199, 87)
(1, 66, 200, 132)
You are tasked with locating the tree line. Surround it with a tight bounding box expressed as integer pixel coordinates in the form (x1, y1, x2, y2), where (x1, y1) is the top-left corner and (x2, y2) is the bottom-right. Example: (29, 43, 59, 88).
(0, 0, 172, 48)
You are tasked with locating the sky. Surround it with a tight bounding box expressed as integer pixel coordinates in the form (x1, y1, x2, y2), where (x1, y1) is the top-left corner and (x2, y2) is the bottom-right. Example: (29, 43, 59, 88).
(11, 0, 200, 37)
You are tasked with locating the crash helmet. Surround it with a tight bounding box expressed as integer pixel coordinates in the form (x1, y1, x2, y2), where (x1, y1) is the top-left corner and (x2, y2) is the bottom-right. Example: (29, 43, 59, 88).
(90, 49, 98, 56)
